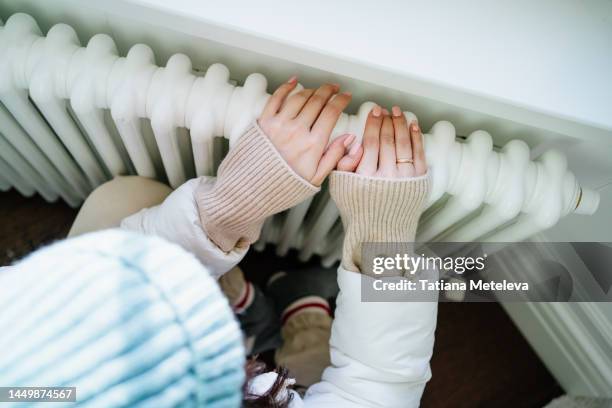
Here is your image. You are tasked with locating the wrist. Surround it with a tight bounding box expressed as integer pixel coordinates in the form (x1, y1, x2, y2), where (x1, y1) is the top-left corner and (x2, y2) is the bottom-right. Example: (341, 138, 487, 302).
(196, 122, 319, 252)
(330, 171, 430, 272)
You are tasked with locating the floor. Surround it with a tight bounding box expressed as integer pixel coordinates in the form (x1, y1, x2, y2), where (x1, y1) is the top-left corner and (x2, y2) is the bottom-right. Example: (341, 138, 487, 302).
(0, 189, 563, 407)
(0, 190, 79, 265)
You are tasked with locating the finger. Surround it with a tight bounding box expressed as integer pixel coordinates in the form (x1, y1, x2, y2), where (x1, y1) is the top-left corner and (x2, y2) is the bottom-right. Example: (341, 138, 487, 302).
(356, 106, 383, 175)
(311, 133, 355, 186)
(337, 142, 363, 172)
(411, 121, 427, 176)
(261, 76, 298, 119)
(392, 106, 413, 177)
(280, 82, 304, 109)
(378, 114, 396, 174)
(279, 88, 315, 119)
(311, 91, 352, 140)
(392, 106, 412, 160)
(297, 83, 338, 127)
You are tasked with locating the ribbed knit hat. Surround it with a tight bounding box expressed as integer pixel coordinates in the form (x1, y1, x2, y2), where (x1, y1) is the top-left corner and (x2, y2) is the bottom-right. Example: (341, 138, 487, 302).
(0, 229, 245, 407)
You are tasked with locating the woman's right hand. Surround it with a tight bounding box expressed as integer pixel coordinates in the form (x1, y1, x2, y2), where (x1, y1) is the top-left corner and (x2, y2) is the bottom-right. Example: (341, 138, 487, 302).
(337, 105, 427, 177)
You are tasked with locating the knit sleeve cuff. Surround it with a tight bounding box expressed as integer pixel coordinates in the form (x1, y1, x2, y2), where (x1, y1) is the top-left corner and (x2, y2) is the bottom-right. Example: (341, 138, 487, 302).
(196, 121, 320, 252)
(329, 171, 430, 272)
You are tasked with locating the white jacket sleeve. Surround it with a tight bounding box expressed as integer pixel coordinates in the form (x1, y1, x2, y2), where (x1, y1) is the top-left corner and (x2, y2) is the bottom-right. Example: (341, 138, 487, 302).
(120, 123, 320, 278)
(303, 267, 438, 408)
(120, 177, 247, 279)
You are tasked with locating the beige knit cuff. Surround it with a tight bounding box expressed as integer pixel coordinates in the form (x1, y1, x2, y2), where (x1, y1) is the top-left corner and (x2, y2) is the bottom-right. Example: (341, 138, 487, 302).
(196, 122, 320, 252)
(329, 171, 430, 272)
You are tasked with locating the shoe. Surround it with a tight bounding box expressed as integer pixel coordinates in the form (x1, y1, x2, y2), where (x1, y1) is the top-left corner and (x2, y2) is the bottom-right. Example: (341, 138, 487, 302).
(266, 265, 339, 316)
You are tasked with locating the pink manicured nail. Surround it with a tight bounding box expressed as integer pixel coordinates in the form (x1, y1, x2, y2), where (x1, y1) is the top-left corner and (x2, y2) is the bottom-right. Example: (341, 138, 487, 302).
(287, 75, 298, 83)
(372, 106, 382, 117)
(411, 122, 420, 132)
(382, 108, 389, 116)
(342, 91, 352, 97)
(392, 106, 402, 117)
(343, 133, 356, 147)
(349, 142, 361, 156)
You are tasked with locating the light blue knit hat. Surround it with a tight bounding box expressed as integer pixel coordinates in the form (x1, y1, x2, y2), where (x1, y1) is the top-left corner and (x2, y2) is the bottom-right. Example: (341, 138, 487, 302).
(0, 229, 245, 407)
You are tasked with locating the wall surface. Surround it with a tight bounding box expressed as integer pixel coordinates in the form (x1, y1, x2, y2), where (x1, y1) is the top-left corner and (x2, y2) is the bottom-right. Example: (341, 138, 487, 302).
(117, 0, 612, 134)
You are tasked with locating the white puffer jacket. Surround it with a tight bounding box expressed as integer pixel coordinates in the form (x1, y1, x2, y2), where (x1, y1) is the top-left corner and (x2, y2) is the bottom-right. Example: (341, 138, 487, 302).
(121, 177, 438, 408)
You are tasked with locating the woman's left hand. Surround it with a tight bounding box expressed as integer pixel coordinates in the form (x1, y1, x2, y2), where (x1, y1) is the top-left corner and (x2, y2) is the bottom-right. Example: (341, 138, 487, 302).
(337, 105, 427, 178)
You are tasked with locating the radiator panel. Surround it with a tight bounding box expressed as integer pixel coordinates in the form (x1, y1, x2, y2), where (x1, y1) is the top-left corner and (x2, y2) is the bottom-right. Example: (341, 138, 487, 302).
(0, 13, 601, 264)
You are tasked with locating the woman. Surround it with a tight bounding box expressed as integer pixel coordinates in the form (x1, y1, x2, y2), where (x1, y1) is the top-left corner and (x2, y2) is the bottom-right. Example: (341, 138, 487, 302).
(0, 78, 436, 407)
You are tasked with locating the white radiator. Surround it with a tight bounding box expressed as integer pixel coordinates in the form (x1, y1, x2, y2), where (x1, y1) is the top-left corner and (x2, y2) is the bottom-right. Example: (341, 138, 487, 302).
(0, 13, 600, 264)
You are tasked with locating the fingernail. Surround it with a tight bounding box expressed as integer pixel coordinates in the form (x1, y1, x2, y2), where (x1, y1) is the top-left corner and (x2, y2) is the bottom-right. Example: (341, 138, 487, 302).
(382, 108, 389, 116)
(392, 106, 402, 117)
(349, 142, 361, 155)
(342, 91, 352, 97)
(411, 122, 420, 132)
(343, 133, 356, 147)
(372, 106, 382, 117)
(287, 75, 297, 83)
